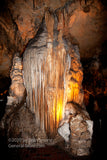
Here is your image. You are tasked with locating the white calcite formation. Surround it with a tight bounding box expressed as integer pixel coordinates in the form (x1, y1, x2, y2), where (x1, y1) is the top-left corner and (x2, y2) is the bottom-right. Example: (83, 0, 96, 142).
(58, 123, 70, 142)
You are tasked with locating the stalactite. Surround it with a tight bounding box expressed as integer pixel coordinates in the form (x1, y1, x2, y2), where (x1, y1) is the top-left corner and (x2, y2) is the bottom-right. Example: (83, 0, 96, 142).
(22, 10, 93, 156)
(23, 11, 84, 135)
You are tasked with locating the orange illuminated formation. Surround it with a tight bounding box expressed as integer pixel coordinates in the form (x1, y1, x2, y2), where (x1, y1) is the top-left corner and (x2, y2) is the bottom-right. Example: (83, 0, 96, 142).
(23, 11, 83, 138)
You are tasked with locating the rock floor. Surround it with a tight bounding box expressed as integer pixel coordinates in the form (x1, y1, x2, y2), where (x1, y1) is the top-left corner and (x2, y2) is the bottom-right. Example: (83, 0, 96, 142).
(4, 146, 91, 160)
(0, 131, 106, 160)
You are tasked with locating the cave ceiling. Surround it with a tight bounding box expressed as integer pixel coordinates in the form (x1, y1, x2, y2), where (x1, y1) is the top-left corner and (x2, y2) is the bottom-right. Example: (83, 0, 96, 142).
(0, 0, 107, 78)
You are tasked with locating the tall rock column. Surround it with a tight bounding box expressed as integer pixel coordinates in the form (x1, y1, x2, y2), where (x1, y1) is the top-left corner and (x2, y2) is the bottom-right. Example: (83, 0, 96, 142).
(0, 53, 26, 130)
(8, 53, 26, 105)
(22, 10, 93, 155)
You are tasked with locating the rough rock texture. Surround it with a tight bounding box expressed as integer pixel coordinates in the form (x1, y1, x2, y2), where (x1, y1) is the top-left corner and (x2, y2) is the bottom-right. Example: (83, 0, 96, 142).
(0, 53, 47, 146)
(8, 53, 26, 105)
(0, 0, 107, 77)
(1, 103, 47, 147)
(58, 102, 93, 156)
(0, 0, 69, 77)
(7, 106, 47, 144)
(70, 110, 93, 156)
(0, 53, 26, 128)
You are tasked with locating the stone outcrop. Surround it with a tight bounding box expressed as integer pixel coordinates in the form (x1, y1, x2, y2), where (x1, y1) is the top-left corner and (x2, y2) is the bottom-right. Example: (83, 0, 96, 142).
(6, 105, 47, 145)
(58, 102, 93, 156)
(70, 108, 93, 156)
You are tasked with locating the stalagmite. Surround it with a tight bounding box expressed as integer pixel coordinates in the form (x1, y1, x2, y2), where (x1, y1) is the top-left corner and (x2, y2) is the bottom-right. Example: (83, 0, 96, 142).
(8, 53, 26, 105)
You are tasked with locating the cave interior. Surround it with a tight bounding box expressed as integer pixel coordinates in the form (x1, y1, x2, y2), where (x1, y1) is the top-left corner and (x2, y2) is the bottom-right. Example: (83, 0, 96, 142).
(0, 0, 107, 160)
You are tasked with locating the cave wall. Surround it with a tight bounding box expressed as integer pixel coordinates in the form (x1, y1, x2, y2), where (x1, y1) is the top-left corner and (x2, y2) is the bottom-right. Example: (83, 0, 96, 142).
(0, 0, 107, 77)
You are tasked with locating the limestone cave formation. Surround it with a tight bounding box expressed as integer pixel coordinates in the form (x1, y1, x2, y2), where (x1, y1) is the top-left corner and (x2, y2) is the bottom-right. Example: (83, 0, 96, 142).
(0, 0, 107, 160)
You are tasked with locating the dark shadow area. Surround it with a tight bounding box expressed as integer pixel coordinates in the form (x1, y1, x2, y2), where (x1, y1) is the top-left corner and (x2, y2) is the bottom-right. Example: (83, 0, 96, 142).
(0, 77, 11, 158)
(86, 94, 107, 160)
(0, 77, 11, 120)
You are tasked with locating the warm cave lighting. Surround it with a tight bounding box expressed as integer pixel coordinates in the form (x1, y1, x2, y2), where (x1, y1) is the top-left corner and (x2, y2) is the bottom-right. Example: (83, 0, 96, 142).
(56, 95, 64, 128)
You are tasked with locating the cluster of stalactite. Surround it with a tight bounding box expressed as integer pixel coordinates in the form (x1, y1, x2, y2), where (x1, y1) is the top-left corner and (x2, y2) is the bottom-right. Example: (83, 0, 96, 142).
(0, 10, 93, 156)
(23, 11, 84, 136)
(0, 0, 106, 78)
(1, 10, 93, 157)
(22, 11, 93, 156)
